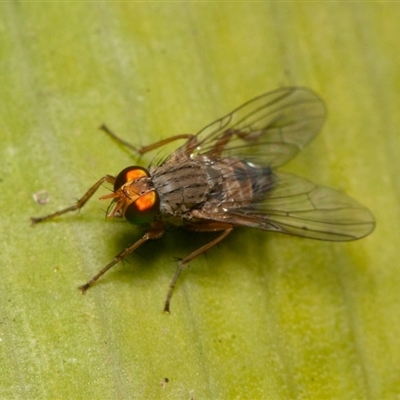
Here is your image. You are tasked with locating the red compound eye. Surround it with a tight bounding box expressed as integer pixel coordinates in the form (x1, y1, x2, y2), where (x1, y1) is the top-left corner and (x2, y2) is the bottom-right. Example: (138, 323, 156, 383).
(125, 190, 160, 225)
(113, 166, 149, 191)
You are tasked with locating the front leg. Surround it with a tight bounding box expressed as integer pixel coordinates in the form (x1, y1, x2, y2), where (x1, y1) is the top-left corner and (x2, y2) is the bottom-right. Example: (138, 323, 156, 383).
(31, 175, 116, 225)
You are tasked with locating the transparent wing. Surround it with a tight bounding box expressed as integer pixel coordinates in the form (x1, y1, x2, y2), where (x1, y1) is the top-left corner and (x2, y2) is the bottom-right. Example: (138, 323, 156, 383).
(191, 87, 326, 168)
(207, 172, 375, 241)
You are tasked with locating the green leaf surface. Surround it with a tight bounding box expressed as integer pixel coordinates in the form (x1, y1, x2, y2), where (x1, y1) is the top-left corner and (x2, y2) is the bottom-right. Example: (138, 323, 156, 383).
(1, 3, 399, 399)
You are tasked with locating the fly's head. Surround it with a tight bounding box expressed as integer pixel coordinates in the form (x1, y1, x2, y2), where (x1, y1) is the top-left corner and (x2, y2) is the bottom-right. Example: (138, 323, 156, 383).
(100, 166, 160, 225)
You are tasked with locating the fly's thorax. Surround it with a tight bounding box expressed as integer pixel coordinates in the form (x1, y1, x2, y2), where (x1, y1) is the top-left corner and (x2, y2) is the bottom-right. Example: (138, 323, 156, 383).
(150, 158, 214, 218)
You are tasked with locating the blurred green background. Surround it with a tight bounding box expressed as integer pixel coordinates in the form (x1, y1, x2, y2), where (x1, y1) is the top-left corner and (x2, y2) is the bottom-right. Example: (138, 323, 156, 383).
(1, 3, 399, 399)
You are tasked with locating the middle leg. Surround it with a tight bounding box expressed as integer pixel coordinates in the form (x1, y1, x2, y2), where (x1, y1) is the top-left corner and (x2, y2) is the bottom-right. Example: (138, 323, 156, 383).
(164, 223, 234, 313)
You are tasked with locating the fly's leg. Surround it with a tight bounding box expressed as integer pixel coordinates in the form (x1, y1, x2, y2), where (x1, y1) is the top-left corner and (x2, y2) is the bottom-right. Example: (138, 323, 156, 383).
(100, 124, 139, 153)
(31, 175, 116, 225)
(206, 128, 258, 158)
(79, 223, 165, 293)
(164, 224, 233, 313)
(100, 124, 196, 156)
(207, 129, 242, 157)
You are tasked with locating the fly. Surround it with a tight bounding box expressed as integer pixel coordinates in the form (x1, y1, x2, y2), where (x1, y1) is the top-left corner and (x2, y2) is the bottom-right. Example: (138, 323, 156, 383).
(31, 87, 375, 313)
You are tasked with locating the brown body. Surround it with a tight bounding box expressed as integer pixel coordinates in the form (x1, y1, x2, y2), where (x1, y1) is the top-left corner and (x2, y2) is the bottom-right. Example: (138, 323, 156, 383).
(151, 155, 274, 227)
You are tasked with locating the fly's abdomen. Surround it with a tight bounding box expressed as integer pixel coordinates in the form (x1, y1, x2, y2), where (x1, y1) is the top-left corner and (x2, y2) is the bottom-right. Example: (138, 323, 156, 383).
(245, 162, 276, 202)
(204, 159, 275, 211)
